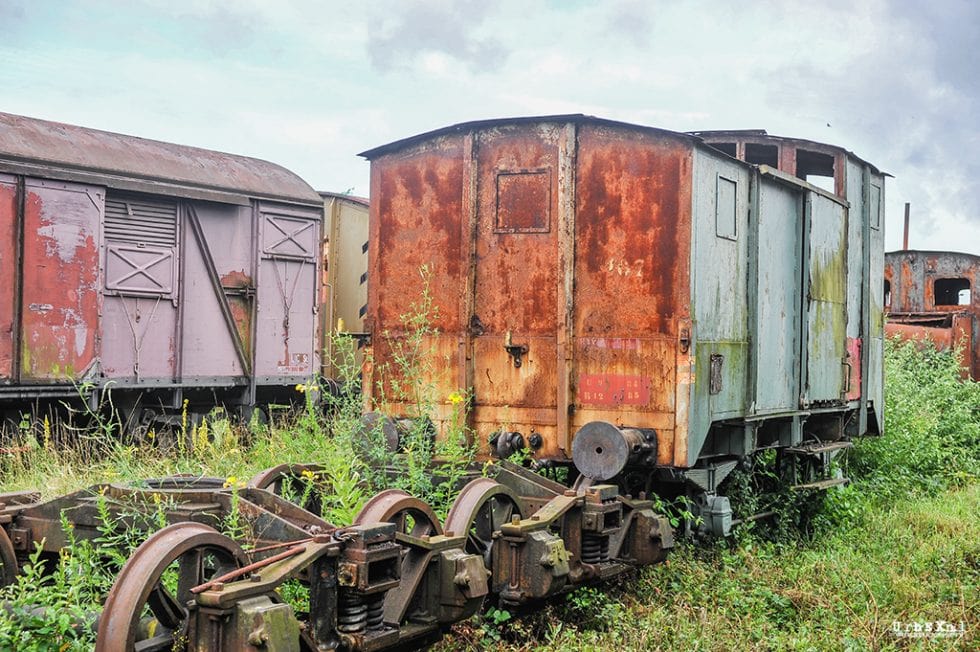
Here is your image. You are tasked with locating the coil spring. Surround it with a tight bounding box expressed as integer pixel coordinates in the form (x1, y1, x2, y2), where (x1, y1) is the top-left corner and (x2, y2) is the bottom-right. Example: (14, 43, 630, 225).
(581, 533, 610, 564)
(366, 595, 385, 631)
(337, 591, 367, 633)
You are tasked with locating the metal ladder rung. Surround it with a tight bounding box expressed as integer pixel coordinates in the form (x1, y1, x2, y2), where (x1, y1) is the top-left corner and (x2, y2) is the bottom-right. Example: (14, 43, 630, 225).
(786, 441, 853, 455)
(790, 477, 849, 491)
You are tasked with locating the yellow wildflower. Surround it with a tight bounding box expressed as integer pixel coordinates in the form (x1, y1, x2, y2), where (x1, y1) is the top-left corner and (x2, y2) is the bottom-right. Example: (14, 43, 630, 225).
(448, 391, 464, 405)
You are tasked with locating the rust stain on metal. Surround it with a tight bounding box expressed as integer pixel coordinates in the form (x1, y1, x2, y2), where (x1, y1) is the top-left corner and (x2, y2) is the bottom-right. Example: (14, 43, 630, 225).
(0, 179, 16, 380)
(364, 118, 694, 467)
(21, 186, 100, 380)
(885, 249, 978, 380)
(578, 373, 651, 406)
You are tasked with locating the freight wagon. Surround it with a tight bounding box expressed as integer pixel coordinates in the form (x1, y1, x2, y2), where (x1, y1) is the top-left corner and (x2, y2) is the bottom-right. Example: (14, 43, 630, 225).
(319, 191, 370, 378)
(0, 112, 323, 431)
(361, 116, 886, 533)
(884, 248, 978, 380)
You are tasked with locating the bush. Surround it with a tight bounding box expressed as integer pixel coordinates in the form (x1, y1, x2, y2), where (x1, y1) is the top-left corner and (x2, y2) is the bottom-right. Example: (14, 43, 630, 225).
(849, 338, 979, 500)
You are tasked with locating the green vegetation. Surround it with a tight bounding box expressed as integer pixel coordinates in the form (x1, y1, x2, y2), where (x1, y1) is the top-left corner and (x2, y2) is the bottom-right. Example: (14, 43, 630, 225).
(442, 338, 979, 651)
(0, 336, 975, 650)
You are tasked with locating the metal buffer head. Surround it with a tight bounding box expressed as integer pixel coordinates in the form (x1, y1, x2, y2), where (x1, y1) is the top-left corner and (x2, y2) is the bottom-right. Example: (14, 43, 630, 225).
(571, 421, 658, 481)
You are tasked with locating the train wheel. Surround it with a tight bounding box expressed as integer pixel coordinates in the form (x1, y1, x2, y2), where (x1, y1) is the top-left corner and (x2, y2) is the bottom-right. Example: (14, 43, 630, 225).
(95, 523, 244, 652)
(248, 463, 325, 516)
(0, 527, 17, 586)
(353, 489, 444, 538)
(444, 478, 524, 568)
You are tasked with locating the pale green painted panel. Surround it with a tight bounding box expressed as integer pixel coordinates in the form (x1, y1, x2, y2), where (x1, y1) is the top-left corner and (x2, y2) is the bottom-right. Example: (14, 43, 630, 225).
(755, 182, 801, 412)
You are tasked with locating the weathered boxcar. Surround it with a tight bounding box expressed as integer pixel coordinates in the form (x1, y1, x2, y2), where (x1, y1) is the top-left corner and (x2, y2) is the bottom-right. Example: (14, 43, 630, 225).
(319, 191, 369, 378)
(884, 249, 978, 380)
(361, 116, 885, 532)
(0, 112, 323, 428)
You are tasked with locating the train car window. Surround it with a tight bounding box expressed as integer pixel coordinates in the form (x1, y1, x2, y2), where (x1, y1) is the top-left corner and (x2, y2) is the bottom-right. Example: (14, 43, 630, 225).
(708, 142, 737, 157)
(884, 279, 891, 307)
(934, 278, 971, 306)
(796, 149, 835, 193)
(869, 184, 881, 229)
(716, 175, 737, 240)
(744, 143, 778, 167)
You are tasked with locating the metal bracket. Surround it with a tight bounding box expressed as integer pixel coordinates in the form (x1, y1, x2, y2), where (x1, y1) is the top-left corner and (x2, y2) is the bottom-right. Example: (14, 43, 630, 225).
(504, 331, 528, 368)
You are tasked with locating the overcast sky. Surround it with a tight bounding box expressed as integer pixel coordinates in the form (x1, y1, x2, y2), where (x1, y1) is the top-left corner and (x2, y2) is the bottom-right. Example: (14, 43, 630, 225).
(1, 0, 977, 253)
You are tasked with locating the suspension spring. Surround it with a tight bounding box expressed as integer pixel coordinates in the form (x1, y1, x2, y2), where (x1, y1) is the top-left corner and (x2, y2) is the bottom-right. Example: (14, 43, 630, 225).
(581, 533, 610, 564)
(337, 591, 367, 633)
(366, 594, 385, 631)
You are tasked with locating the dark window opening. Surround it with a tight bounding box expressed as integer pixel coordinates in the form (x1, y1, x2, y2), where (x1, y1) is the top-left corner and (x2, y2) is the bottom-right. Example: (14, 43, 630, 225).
(796, 148, 836, 193)
(884, 279, 891, 307)
(934, 278, 971, 306)
(744, 143, 778, 167)
(709, 142, 737, 157)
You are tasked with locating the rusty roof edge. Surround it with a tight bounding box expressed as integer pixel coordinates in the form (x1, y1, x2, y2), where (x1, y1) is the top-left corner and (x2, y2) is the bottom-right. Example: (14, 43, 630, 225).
(318, 190, 369, 206)
(0, 154, 322, 208)
(0, 111, 323, 205)
(358, 114, 702, 159)
(885, 249, 980, 262)
(688, 129, 889, 177)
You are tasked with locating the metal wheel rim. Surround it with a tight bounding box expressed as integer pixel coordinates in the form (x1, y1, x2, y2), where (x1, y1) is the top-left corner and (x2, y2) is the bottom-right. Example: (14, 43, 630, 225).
(444, 478, 524, 567)
(95, 522, 244, 652)
(0, 527, 18, 587)
(353, 489, 444, 538)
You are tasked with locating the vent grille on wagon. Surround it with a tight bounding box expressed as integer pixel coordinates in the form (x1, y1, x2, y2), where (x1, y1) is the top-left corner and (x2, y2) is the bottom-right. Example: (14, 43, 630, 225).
(105, 196, 178, 247)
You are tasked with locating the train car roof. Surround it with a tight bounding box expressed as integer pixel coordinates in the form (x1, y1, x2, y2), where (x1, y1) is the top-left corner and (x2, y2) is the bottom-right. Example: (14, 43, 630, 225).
(0, 112, 323, 207)
(359, 115, 884, 175)
(886, 249, 980, 263)
(359, 114, 708, 160)
(318, 190, 369, 206)
(689, 128, 885, 176)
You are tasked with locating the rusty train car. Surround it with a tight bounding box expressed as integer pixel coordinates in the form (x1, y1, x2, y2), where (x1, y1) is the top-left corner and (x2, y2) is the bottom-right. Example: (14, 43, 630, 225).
(0, 112, 324, 429)
(884, 249, 978, 380)
(361, 116, 886, 533)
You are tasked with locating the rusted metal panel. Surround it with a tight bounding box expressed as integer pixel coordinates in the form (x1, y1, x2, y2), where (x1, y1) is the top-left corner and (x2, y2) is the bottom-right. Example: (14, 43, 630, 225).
(885, 249, 979, 380)
(0, 175, 16, 381)
(471, 123, 561, 436)
(20, 178, 102, 382)
(0, 112, 322, 207)
(573, 124, 693, 466)
(366, 135, 467, 413)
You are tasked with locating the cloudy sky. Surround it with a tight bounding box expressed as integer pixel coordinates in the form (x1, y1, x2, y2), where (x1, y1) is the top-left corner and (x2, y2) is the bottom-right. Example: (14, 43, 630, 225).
(1, 0, 977, 253)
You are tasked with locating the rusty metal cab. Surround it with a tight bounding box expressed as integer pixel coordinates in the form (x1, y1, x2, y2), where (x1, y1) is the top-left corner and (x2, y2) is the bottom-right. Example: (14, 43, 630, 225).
(361, 116, 885, 505)
(884, 249, 978, 380)
(0, 112, 323, 425)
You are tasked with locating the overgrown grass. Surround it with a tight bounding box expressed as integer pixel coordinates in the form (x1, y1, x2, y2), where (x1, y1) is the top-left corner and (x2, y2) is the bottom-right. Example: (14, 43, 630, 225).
(0, 335, 975, 650)
(440, 338, 980, 651)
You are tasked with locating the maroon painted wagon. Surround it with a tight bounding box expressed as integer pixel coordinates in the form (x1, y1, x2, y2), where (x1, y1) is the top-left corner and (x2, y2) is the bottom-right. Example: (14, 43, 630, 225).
(0, 112, 323, 429)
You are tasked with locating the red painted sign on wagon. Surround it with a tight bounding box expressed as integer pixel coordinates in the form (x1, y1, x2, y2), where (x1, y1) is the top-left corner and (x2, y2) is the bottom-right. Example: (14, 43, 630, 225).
(578, 373, 651, 406)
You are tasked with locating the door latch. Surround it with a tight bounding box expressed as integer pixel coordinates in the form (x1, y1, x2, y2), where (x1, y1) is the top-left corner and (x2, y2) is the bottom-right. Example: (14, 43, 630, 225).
(504, 330, 528, 368)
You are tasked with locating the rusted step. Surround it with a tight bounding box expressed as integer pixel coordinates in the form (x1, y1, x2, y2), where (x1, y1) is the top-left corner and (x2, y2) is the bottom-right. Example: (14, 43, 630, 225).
(790, 477, 849, 491)
(786, 441, 853, 455)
